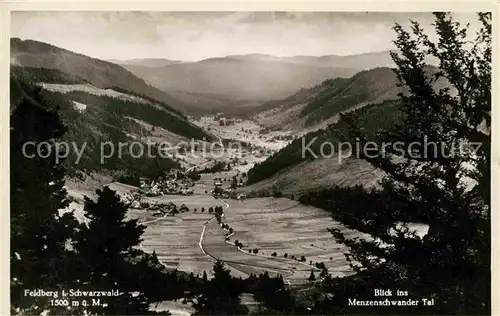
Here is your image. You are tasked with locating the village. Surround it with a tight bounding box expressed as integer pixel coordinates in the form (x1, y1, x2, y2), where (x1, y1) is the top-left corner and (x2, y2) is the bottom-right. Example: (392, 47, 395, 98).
(117, 163, 248, 219)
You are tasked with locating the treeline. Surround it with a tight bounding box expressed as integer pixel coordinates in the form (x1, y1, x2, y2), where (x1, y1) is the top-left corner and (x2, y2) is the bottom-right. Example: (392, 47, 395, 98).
(189, 261, 303, 315)
(247, 99, 401, 184)
(54, 90, 209, 140)
(50, 89, 180, 179)
(104, 85, 186, 118)
(299, 185, 426, 233)
(300, 76, 361, 126)
(198, 161, 230, 174)
(11, 66, 211, 140)
(10, 89, 179, 315)
(10, 65, 88, 85)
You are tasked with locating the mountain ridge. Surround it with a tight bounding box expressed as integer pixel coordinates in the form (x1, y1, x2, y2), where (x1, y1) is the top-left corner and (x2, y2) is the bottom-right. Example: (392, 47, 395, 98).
(10, 38, 196, 114)
(109, 58, 184, 67)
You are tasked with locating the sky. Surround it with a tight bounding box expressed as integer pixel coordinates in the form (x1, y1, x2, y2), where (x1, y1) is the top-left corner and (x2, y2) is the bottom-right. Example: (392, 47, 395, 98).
(11, 11, 481, 62)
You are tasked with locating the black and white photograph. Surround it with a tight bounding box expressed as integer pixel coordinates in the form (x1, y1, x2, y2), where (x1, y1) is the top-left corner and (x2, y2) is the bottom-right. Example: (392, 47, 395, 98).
(7, 6, 494, 316)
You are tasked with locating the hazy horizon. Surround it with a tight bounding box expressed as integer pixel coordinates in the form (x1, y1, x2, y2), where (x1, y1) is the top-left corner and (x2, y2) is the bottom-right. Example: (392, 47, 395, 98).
(105, 49, 394, 63)
(11, 35, 395, 63)
(11, 12, 480, 62)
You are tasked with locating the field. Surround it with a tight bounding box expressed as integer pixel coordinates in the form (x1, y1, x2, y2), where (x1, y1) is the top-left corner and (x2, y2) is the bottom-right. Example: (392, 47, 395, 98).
(210, 197, 364, 284)
(38, 83, 152, 105)
(121, 186, 369, 285)
(126, 194, 225, 275)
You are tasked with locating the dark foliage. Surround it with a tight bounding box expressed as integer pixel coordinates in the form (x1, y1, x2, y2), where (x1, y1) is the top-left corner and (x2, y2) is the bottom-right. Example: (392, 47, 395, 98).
(193, 260, 248, 315)
(10, 87, 80, 314)
(305, 12, 491, 315)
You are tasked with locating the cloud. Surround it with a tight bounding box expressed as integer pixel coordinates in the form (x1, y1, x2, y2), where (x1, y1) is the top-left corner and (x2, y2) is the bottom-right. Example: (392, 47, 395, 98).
(11, 11, 480, 61)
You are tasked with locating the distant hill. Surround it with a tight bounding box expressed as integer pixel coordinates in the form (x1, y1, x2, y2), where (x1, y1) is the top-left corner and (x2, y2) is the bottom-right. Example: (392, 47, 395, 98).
(253, 66, 444, 132)
(226, 51, 396, 69)
(252, 67, 400, 132)
(10, 38, 195, 114)
(109, 58, 183, 67)
(300, 67, 401, 126)
(246, 64, 448, 193)
(118, 55, 385, 113)
(252, 85, 323, 131)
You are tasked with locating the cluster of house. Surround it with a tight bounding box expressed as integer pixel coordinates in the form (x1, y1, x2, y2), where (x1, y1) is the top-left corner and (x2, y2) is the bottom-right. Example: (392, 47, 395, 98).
(119, 192, 190, 217)
(139, 178, 194, 197)
(147, 201, 190, 217)
(214, 113, 237, 126)
(212, 178, 246, 200)
(119, 191, 142, 208)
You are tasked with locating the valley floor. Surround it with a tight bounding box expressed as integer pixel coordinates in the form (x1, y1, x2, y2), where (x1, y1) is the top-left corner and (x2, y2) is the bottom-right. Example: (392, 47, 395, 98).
(119, 187, 359, 284)
(62, 114, 429, 315)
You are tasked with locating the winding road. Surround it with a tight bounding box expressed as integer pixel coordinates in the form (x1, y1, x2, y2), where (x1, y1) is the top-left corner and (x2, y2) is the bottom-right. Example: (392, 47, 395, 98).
(135, 134, 312, 283)
(196, 198, 296, 283)
(198, 198, 229, 256)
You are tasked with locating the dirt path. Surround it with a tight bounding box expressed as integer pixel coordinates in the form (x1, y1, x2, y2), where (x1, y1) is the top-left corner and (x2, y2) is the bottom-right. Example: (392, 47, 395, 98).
(197, 198, 292, 278)
(198, 198, 229, 256)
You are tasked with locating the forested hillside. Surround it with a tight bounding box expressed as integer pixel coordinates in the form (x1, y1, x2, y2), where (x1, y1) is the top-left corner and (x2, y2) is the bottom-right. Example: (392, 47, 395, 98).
(11, 38, 191, 114)
(247, 101, 402, 184)
(247, 99, 401, 184)
(299, 67, 400, 126)
(9, 66, 214, 180)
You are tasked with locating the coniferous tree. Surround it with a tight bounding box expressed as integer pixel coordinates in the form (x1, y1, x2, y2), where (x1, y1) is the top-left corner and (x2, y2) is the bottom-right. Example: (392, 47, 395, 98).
(251, 272, 295, 313)
(231, 176, 238, 190)
(308, 271, 316, 282)
(10, 87, 79, 314)
(74, 186, 171, 315)
(327, 12, 491, 315)
(193, 260, 248, 315)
